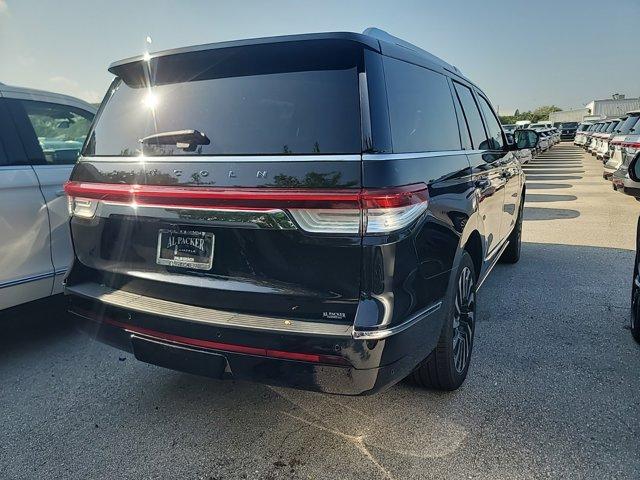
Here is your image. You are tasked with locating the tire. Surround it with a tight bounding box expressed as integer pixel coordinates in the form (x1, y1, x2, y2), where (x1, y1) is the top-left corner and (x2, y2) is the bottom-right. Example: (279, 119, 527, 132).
(410, 251, 476, 391)
(500, 198, 524, 264)
(631, 283, 640, 344)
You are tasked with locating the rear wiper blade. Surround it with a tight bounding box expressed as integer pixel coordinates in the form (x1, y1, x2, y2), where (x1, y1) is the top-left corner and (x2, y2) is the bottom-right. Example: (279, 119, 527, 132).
(140, 129, 210, 152)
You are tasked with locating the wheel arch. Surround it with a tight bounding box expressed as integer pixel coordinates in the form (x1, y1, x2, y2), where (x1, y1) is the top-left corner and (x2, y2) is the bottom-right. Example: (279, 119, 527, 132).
(462, 230, 483, 281)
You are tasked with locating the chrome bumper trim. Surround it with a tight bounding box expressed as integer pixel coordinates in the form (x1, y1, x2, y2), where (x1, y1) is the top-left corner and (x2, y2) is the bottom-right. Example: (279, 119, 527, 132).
(66, 282, 352, 338)
(66, 282, 444, 341)
(352, 301, 443, 340)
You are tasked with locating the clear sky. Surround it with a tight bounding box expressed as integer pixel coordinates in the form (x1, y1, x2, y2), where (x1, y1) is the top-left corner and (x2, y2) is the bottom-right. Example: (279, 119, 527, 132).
(1, 0, 638, 113)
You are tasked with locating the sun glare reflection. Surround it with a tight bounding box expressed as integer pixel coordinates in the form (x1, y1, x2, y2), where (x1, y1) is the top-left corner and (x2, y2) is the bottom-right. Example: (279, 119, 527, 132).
(141, 91, 159, 109)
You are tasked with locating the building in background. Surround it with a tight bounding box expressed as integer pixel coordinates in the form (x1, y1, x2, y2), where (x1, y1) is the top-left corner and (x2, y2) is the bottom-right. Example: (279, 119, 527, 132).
(550, 95, 640, 124)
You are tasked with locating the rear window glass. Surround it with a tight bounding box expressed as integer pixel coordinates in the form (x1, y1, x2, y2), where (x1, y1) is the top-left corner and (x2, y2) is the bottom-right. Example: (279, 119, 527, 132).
(383, 57, 461, 153)
(84, 41, 363, 156)
(628, 116, 640, 133)
(561, 122, 578, 128)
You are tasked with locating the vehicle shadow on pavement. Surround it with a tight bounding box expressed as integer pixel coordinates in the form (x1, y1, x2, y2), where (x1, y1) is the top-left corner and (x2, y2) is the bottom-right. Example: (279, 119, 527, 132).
(523, 207, 580, 220)
(524, 194, 578, 203)
(0, 296, 75, 361)
(526, 183, 572, 189)
(524, 175, 582, 181)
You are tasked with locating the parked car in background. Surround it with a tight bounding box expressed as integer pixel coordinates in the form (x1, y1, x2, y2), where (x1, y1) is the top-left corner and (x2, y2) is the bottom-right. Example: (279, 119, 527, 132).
(536, 130, 551, 152)
(604, 112, 640, 179)
(64, 29, 536, 395)
(502, 124, 516, 133)
(575, 122, 594, 147)
(596, 119, 621, 160)
(529, 125, 556, 151)
(0, 84, 96, 310)
(584, 122, 604, 152)
(559, 122, 579, 141)
(513, 129, 539, 164)
(588, 121, 607, 154)
(619, 116, 640, 172)
(618, 152, 640, 343)
(612, 147, 640, 196)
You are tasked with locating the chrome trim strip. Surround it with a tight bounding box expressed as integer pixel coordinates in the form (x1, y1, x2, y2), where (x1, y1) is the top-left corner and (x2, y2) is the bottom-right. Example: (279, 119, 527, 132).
(477, 239, 510, 290)
(79, 154, 361, 163)
(65, 282, 353, 338)
(67, 282, 445, 341)
(0, 271, 55, 289)
(351, 301, 443, 340)
(94, 201, 297, 230)
(363, 150, 482, 161)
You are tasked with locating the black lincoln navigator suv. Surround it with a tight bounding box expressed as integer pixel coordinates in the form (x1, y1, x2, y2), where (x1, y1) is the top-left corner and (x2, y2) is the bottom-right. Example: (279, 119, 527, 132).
(65, 29, 535, 394)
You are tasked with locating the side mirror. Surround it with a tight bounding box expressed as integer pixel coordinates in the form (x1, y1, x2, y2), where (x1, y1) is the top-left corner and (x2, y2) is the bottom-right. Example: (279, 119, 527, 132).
(514, 129, 539, 150)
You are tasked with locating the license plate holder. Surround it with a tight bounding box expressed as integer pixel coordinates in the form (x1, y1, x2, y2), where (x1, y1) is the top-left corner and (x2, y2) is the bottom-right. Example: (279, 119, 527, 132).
(156, 229, 214, 271)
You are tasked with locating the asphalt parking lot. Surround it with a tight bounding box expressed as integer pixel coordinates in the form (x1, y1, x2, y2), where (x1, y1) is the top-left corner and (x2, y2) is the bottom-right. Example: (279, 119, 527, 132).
(1, 144, 639, 480)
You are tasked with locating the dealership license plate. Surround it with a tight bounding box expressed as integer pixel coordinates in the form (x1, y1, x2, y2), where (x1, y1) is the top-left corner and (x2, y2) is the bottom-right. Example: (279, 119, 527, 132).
(156, 229, 214, 271)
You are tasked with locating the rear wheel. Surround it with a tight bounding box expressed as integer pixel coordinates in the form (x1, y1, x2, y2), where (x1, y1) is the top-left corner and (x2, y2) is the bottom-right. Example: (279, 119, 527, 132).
(500, 198, 524, 264)
(410, 251, 476, 391)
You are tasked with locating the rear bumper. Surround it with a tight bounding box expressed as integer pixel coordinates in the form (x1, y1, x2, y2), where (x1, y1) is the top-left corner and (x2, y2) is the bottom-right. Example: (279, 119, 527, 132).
(66, 285, 445, 395)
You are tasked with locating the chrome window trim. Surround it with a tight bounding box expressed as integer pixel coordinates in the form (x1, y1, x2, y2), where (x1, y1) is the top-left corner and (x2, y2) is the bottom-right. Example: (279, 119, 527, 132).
(362, 150, 482, 160)
(78, 154, 362, 163)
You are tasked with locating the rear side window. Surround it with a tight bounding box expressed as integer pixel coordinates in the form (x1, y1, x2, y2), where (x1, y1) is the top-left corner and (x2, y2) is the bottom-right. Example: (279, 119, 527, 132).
(476, 95, 505, 150)
(453, 82, 488, 150)
(383, 58, 460, 153)
(19, 100, 94, 165)
(85, 41, 363, 156)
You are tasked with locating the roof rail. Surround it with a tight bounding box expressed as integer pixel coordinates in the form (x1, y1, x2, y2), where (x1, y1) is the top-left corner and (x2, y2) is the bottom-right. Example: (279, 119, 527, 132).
(362, 27, 462, 75)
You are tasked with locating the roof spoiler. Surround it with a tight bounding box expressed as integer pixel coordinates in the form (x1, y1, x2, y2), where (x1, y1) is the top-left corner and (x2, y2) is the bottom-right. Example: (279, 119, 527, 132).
(362, 27, 462, 75)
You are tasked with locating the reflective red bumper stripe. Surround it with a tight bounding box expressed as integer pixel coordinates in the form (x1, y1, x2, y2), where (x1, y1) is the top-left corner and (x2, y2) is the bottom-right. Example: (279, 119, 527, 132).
(92, 316, 350, 366)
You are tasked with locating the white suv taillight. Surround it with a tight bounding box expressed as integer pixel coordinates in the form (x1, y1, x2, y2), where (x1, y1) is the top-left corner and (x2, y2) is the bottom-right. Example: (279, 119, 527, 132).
(63, 182, 429, 235)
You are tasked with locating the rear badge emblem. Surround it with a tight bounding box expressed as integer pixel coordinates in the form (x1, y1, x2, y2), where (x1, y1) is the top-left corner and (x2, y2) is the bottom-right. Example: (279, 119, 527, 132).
(323, 312, 346, 320)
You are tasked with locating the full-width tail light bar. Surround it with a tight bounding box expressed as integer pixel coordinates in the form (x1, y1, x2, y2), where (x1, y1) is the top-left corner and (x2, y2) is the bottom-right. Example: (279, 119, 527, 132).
(621, 141, 640, 149)
(64, 181, 429, 235)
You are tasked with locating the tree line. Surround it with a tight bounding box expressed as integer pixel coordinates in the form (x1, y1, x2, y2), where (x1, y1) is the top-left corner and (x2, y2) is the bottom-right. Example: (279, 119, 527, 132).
(498, 105, 562, 125)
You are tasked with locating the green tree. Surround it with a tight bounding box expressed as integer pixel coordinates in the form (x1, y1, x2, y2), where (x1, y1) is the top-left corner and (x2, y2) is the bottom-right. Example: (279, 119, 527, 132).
(499, 105, 562, 125)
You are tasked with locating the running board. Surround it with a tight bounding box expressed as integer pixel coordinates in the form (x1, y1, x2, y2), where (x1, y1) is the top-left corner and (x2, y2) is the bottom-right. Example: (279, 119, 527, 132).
(477, 239, 509, 291)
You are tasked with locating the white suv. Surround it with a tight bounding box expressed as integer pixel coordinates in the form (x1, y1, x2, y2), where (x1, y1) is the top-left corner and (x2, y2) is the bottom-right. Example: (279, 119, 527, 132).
(604, 113, 640, 179)
(0, 84, 96, 310)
